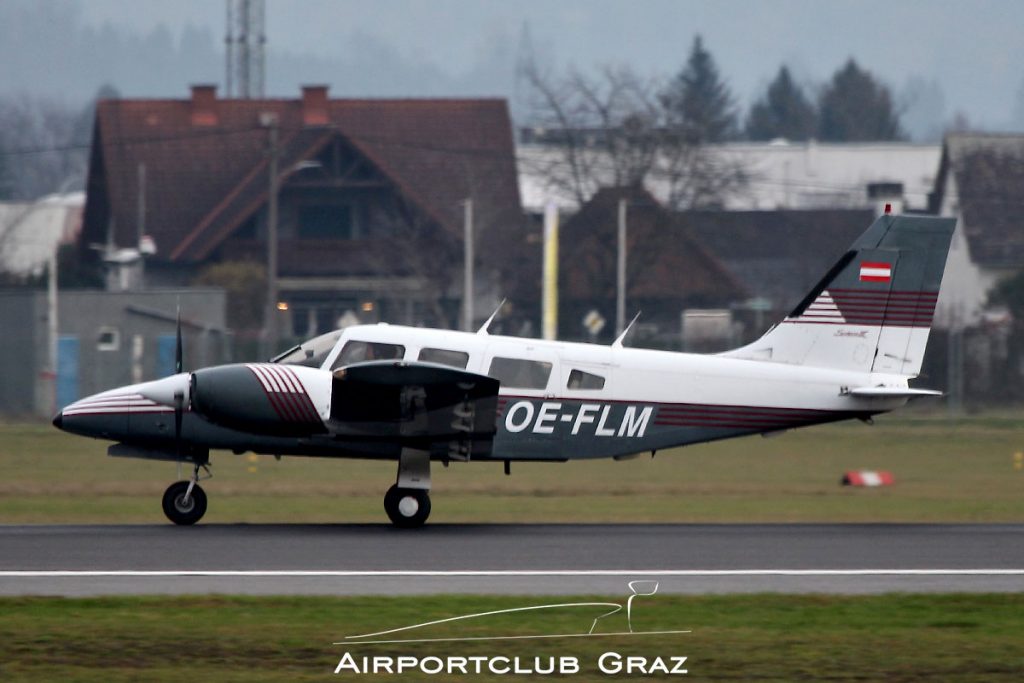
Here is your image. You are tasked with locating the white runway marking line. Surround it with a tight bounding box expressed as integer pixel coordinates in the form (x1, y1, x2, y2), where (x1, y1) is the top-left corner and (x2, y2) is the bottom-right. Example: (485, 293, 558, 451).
(1, 569, 1023, 578)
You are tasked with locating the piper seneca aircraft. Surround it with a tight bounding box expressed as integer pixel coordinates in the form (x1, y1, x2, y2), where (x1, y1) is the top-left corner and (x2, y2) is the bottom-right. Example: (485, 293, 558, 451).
(54, 211, 954, 527)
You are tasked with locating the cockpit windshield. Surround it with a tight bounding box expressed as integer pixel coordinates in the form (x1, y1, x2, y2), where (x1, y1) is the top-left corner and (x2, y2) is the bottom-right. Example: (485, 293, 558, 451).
(271, 330, 342, 368)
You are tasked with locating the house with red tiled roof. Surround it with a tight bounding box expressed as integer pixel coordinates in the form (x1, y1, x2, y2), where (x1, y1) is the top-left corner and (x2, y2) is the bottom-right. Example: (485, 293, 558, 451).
(557, 185, 748, 347)
(81, 85, 523, 342)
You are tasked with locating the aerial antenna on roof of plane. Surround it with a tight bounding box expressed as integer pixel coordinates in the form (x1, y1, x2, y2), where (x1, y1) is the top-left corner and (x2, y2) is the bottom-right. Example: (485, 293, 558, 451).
(612, 312, 641, 348)
(477, 299, 507, 335)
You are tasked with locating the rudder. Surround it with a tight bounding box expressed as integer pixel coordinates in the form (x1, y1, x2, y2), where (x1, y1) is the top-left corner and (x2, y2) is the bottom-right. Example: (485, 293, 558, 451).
(723, 213, 955, 376)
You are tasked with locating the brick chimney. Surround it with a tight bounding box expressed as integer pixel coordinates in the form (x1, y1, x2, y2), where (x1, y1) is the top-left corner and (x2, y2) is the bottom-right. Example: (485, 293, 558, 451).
(301, 85, 329, 126)
(190, 84, 218, 126)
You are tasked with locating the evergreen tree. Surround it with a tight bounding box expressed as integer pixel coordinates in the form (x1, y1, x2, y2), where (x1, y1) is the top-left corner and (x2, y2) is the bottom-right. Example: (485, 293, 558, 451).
(0, 145, 9, 200)
(662, 35, 737, 143)
(745, 66, 816, 141)
(818, 59, 903, 141)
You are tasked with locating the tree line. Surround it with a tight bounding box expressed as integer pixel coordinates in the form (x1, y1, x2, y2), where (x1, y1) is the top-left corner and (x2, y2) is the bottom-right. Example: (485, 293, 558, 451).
(520, 34, 908, 210)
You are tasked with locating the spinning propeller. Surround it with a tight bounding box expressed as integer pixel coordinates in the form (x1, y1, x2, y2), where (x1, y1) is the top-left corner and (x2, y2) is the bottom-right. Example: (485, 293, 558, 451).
(173, 305, 184, 455)
(135, 305, 192, 454)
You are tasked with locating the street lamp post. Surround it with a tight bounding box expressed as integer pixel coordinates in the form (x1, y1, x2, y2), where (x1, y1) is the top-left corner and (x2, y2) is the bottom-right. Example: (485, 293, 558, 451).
(616, 197, 627, 336)
(462, 198, 474, 331)
(262, 113, 280, 357)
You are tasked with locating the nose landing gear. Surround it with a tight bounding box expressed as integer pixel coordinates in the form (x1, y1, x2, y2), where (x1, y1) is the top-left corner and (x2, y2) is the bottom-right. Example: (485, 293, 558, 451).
(162, 462, 211, 525)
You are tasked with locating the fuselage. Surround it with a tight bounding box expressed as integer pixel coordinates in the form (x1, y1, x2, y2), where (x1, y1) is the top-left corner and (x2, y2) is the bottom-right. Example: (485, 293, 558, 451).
(57, 323, 908, 463)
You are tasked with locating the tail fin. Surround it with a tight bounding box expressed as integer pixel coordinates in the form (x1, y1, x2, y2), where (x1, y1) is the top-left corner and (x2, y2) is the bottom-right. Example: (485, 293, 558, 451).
(723, 213, 955, 376)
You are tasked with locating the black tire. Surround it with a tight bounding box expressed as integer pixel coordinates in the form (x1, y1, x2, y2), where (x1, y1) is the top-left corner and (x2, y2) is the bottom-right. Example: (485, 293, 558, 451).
(162, 481, 207, 525)
(384, 485, 431, 528)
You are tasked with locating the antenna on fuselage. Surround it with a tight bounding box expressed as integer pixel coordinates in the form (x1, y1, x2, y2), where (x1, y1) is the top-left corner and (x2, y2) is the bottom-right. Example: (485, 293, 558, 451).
(612, 312, 641, 348)
(476, 299, 507, 335)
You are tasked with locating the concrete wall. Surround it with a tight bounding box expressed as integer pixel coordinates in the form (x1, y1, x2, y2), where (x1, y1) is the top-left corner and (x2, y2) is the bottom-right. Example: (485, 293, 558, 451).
(0, 288, 227, 417)
(0, 292, 47, 416)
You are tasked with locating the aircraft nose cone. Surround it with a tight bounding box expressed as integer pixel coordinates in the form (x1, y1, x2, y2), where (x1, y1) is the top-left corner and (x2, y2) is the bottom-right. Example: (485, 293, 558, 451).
(52, 412, 63, 429)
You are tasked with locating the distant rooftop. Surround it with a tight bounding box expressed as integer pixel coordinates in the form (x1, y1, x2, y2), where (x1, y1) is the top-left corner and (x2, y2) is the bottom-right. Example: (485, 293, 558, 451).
(518, 138, 940, 214)
(0, 192, 83, 277)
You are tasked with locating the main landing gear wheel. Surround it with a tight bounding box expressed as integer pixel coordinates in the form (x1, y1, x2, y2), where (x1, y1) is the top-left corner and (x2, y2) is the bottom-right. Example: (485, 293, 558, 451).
(384, 485, 431, 528)
(162, 480, 207, 525)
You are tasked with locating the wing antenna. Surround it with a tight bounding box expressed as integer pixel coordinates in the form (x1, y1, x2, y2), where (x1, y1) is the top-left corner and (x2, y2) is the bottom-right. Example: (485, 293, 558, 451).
(476, 299, 507, 335)
(612, 312, 641, 348)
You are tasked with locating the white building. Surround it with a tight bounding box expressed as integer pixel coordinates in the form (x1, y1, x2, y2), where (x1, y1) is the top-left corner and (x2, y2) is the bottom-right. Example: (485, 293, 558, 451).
(930, 133, 1024, 328)
(518, 139, 941, 214)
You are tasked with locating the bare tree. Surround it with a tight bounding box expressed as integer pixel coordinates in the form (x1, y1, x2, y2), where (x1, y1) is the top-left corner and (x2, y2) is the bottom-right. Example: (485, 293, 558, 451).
(519, 58, 747, 211)
(0, 94, 84, 200)
(364, 194, 461, 328)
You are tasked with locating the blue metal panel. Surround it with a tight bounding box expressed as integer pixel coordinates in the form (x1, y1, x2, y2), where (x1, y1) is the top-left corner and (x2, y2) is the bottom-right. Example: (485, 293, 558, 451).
(157, 335, 177, 378)
(56, 335, 79, 410)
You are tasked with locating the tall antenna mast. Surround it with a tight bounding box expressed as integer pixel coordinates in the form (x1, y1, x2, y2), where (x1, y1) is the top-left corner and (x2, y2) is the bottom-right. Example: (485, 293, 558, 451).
(225, 0, 234, 97)
(226, 0, 266, 98)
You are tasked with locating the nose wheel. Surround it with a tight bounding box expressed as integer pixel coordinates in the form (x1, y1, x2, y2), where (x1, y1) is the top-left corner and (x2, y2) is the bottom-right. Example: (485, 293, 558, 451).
(162, 463, 211, 525)
(384, 485, 431, 528)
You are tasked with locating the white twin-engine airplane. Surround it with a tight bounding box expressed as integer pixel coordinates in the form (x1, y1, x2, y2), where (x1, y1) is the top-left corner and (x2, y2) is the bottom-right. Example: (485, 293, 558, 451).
(54, 212, 955, 527)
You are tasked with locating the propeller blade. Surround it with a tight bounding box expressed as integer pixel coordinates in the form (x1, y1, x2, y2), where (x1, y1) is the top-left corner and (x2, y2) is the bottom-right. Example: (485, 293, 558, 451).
(174, 388, 183, 456)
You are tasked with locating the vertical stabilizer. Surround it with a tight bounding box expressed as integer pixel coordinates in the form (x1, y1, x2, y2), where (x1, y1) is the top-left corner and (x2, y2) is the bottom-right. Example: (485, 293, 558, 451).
(723, 214, 955, 377)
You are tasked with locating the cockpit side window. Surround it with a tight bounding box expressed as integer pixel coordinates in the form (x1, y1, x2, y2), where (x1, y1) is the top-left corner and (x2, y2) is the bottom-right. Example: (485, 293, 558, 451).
(331, 340, 405, 370)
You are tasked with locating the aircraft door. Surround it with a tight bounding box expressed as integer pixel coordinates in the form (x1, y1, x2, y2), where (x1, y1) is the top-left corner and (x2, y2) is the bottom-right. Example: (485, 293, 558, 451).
(484, 341, 563, 459)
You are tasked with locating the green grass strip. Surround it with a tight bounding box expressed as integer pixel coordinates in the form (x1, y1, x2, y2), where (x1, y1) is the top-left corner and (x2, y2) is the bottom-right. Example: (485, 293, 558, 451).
(0, 593, 1022, 681)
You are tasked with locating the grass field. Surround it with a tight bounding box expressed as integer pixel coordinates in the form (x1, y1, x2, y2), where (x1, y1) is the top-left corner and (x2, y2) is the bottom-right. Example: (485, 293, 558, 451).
(1, 410, 1023, 524)
(0, 593, 1022, 681)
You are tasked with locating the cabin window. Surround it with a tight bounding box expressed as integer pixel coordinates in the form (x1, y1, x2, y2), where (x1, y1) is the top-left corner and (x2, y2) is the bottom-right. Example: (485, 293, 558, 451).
(567, 369, 605, 390)
(297, 204, 354, 240)
(418, 347, 470, 369)
(488, 356, 552, 390)
(332, 340, 405, 369)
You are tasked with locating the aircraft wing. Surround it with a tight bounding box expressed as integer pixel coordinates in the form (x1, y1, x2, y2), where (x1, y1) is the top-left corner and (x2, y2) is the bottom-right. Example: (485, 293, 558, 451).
(845, 386, 943, 399)
(329, 361, 500, 460)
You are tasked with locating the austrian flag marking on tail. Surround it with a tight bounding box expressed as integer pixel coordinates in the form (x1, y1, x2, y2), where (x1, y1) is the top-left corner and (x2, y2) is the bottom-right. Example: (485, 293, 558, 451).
(859, 262, 892, 282)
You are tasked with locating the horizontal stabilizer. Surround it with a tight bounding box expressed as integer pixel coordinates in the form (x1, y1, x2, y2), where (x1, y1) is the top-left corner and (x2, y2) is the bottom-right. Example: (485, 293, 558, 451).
(845, 386, 943, 399)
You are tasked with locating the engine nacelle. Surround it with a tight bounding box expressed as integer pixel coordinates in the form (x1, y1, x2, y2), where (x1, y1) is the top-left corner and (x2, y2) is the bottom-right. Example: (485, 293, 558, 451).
(190, 363, 330, 436)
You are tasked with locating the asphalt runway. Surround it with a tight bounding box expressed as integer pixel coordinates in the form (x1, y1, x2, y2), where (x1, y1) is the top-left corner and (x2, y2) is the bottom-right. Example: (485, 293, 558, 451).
(1, 523, 1022, 596)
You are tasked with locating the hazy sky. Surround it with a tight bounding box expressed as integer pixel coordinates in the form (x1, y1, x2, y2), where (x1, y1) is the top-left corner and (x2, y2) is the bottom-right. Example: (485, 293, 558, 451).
(7, 0, 1024, 135)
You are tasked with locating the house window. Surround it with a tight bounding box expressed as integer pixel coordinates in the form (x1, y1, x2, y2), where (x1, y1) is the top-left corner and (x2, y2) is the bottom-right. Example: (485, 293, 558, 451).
(418, 348, 470, 369)
(234, 216, 257, 240)
(297, 204, 354, 240)
(97, 327, 120, 352)
(488, 357, 552, 390)
(331, 341, 405, 369)
(567, 369, 605, 390)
